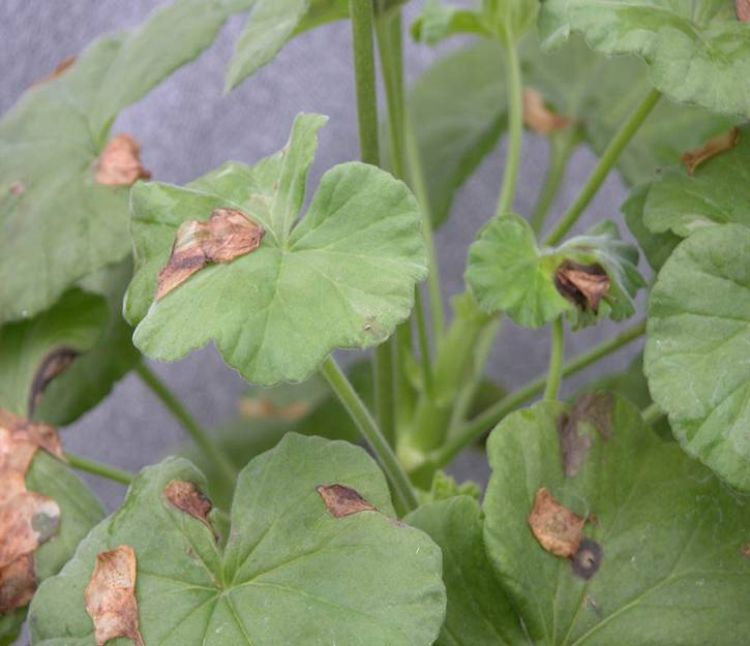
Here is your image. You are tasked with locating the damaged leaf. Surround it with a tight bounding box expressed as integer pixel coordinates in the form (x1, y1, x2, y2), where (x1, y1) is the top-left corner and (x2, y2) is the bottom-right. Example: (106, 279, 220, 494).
(0, 493, 60, 571)
(484, 396, 750, 644)
(554, 261, 609, 313)
(738, 0, 750, 21)
(317, 484, 377, 518)
(0, 555, 36, 614)
(85, 545, 144, 646)
(559, 392, 613, 476)
(31, 434, 446, 645)
(94, 134, 151, 187)
(681, 127, 740, 175)
(164, 480, 213, 530)
(523, 87, 572, 134)
(527, 487, 585, 558)
(157, 208, 264, 300)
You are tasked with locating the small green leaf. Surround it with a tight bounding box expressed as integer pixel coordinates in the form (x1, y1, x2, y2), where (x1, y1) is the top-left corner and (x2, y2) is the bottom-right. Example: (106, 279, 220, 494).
(645, 224, 750, 490)
(126, 113, 427, 386)
(31, 434, 446, 645)
(484, 396, 750, 644)
(466, 213, 644, 329)
(406, 497, 527, 646)
(539, 0, 750, 117)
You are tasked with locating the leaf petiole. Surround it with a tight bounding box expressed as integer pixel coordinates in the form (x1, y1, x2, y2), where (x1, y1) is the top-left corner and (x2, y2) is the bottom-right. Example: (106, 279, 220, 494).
(64, 451, 134, 485)
(543, 317, 565, 401)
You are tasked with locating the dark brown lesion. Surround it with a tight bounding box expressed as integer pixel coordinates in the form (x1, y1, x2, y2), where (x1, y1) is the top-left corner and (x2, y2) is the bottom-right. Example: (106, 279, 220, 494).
(28, 347, 79, 416)
(317, 484, 377, 518)
(164, 481, 215, 535)
(558, 393, 614, 477)
(571, 538, 603, 580)
(555, 261, 610, 313)
(681, 127, 740, 175)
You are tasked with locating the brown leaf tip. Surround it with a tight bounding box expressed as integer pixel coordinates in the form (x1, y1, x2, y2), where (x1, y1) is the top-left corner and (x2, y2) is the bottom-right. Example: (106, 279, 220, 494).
(317, 484, 377, 518)
(95, 134, 151, 187)
(528, 488, 586, 558)
(523, 88, 574, 135)
(85, 545, 144, 646)
(682, 127, 740, 175)
(555, 261, 610, 313)
(156, 208, 265, 300)
(571, 538, 603, 580)
(28, 347, 79, 416)
(165, 480, 213, 530)
(737, 0, 750, 22)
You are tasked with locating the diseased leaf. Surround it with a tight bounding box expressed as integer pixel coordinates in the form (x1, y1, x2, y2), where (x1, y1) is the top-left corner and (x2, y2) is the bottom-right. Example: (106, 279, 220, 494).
(94, 134, 151, 187)
(31, 434, 446, 645)
(539, 0, 750, 117)
(522, 88, 573, 134)
(317, 484, 377, 518)
(527, 487, 585, 558)
(126, 114, 426, 386)
(738, 0, 750, 21)
(622, 183, 679, 272)
(682, 127, 740, 175)
(484, 396, 750, 644)
(165, 480, 214, 531)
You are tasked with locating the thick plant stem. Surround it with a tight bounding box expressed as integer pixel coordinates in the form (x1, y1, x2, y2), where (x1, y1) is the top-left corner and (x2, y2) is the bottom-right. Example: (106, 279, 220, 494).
(321, 357, 418, 514)
(414, 286, 434, 396)
(544, 318, 565, 401)
(531, 135, 574, 234)
(496, 33, 524, 217)
(135, 362, 236, 487)
(65, 452, 133, 485)
(546, 88, 662, 245)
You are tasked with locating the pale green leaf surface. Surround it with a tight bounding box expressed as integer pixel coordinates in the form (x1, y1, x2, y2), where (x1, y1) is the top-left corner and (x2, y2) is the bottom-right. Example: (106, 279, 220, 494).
(411, 0, 492, 43)
(622, 183, 680, 272)
(30, 434, 446, 645)
(645, 224, 750, 490)
(484, 396, 750, 644)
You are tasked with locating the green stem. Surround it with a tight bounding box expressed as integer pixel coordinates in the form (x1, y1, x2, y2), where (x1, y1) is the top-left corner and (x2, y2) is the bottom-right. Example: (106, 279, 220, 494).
(496, 32, 524, 217)
(642, 402, 665, 426)
(544, 318, 565, 401)
(320, 357, 418, 514)
(434, 320, 646, 468)
(136, 362, 236, 488)
(414, 286, 434, 396)
(349, 0, 380, 166)
(546, 88, 661, 245)
(376, 10, 406, 178)
(530, 134, 575, 234)
(65, 452, 133, 485)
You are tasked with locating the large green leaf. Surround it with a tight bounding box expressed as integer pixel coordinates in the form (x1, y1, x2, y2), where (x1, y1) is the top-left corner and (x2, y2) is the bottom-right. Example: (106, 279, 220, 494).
(30, 434, 446, 645)
(622, 183, 680, 272)
(126, 113, 427, 386)
(484, 395, 750, 644)
(645, 224, 750, 490)
(0, 0, 235, 324)
(466, 213, 643, 329)
(539, 0, 750, 117)
(406, 497, 527, 645)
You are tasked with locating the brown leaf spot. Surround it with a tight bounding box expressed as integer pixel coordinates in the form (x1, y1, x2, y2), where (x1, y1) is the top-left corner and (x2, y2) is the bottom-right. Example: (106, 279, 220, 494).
(571, 538, 603, 580)
(528, 488, 586, 558)
(737, 0, 750, 21)
(555, 261, 610, 313)
(558, 393, 614, 477)
(741, 543, 750, 558)
(682, 127, 740, 175)
(95, 134, 151, 187)
(317, 484, 377, 518)
(239, 397, 311, 421)
(0, 554, 37, 613)
(9, 181, 25, 197)
(523, 88, 573, 135)
(164, 481, 214, 532)
(28, 348, 79, 416)
(156, 208, 265, 300)
(85, 545, 144, 646)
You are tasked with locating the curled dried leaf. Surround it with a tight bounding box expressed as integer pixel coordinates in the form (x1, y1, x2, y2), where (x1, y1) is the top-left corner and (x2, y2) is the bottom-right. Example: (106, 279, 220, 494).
(555, 261, 610, 313)
(571, 537, 603, 580)
(85, 545, 144, 646)
(0, 554, 36, 613)
(164, 480, 214, 532)
(523, 88, 573, 135)
(317, 484, 377, 518)
(28, 347, 79, 416)
(682, 127, 740, 175)
(95, 134, 151, 187)
(558, 393, 614, 477)
(156, 208, 265, 300)
(528, 488, 586, 558)
(737, 0, 750, 22)
(239, 396, 311, 421)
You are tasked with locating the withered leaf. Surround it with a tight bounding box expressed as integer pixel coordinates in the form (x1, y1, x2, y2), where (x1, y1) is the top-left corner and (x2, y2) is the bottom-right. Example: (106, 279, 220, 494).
(737, 0, 750, 22)
(239, 396, 311, 421)
(523, 88, 573, 135)
(571, 537, 603, 580)
(85, 545, 144, 646)
(558, 393, 614, 477)
(317, 484, 377, 518)
(528, 488, 586, 558)
(156, 208, 265, 300)
(164, 480, 213, 532)
(555, 261, 610, 312)
(95, 134, 151, 187)
(682, 127, 740, 175)
(0, 554, 36, 613)
(28, 347, 79, 416)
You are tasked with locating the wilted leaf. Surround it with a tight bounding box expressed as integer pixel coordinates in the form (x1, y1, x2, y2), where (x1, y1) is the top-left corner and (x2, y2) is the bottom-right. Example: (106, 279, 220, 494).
(522, 88, 572, 134)
(682, 127, 740, 175)
(554, 262, 609, 313)
(527, 487, 585, 558)
(94, 134, 151, 187)
(31, 434, 446, 645)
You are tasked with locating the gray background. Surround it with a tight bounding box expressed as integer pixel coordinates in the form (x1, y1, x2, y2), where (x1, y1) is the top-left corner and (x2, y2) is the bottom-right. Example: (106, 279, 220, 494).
(0, 1, 640, 511)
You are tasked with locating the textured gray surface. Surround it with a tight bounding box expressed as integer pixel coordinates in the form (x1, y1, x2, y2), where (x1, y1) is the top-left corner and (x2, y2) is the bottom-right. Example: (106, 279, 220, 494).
(0, 0, 640, 515)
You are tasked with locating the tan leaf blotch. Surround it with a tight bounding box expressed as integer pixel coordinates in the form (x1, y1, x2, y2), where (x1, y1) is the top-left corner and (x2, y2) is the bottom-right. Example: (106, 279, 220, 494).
(682, 127, 741, 175)
(239, 396, 311, 421)
(85, 545, 144, 646)
(28, 347, 79, 416)
(558, 393, 614, 477)
(0, 555, 37, 613)
(156, 208, 265, 300)
(95, 134, 151, 186)
(528, 488, 586, 558)
(555, 261, 610, 313)
(523, 88, 573, 135)
(165, 480, 214, 531)
(317, 484, 377, 518)
(737, 0, 750, 21)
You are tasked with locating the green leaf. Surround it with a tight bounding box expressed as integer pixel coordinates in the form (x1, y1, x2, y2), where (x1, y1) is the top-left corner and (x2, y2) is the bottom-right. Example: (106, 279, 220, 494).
(482, 0, 539, 41)
(645, 224, 750, 490)
(622, 183, 680, 272)
(539, 0, 750, 117)
(466, 213, 644, 329)
(31, 434, 446, 645)
(0, 0, 235, 324)
(411, 0, 492, 44)
(406, 497, 527, 646)
(0, 609, 25, 645)
(0, 289, 107, 418)
(484, 395, 750, 644)
(126, 113, 427, 386)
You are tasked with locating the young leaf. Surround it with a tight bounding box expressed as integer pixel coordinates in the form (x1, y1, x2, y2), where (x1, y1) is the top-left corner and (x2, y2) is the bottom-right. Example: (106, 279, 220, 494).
(539, 0, 750, 117)
(466, 213, 644, 329)
(30, 434, 446, 645)
(645, 224, 750, 490)
(406, 497, 527, 645)
(125, 113, 427, 386)
(484, 395, 750, 644)
(0, 0, 236, 324)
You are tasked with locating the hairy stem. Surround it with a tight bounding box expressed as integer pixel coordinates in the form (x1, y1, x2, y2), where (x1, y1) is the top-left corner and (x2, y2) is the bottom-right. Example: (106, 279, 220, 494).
(531, 134, 575, 234)
(65, 452, 134, 485)
(496, 33, 524, 217)
(544, 318, 565, 401)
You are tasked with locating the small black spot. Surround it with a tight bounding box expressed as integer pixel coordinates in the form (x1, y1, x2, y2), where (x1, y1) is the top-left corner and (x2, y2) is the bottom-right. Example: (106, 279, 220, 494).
(571, 538, 603, 580)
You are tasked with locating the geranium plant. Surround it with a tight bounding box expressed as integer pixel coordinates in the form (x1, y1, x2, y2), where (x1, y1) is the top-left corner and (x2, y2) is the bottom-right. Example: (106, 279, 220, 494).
(1, 0, 750, 644)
